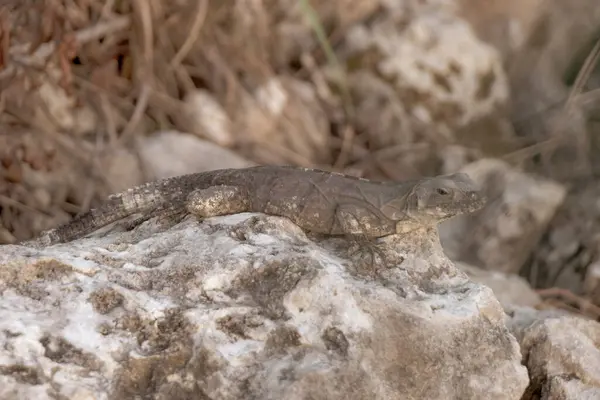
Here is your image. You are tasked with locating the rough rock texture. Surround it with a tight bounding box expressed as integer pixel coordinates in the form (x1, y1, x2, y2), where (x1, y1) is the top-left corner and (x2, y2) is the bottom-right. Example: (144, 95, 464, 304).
(456, 262, 541, 308)
(439, 158, 567, 274)
(0, 212, 528, 399)
(515, 315, 600, 400)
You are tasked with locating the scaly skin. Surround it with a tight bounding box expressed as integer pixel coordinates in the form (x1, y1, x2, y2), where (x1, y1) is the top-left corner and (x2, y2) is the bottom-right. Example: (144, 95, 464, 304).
(24, 165, 486, 246)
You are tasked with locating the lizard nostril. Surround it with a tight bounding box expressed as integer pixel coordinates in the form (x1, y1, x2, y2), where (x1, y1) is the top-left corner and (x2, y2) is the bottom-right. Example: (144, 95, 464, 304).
(469, 191, 481, 201)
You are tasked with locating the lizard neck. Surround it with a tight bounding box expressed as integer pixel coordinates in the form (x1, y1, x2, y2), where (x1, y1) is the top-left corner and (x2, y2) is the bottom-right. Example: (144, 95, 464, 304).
(395, 219, 437, 234)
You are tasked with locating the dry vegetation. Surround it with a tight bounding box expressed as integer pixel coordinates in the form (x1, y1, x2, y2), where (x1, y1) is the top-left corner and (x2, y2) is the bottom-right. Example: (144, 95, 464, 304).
(0, 0, 324, 240)
(0, 0, 377, 242)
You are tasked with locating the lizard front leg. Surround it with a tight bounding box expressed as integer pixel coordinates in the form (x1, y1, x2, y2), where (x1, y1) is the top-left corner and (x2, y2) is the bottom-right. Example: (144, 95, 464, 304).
(333, 204, 396, 274)
(186, 185, 250, 219)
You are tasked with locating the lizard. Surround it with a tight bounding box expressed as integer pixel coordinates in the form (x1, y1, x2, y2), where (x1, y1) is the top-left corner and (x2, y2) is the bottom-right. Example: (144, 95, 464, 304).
(24, 165, 486, 247)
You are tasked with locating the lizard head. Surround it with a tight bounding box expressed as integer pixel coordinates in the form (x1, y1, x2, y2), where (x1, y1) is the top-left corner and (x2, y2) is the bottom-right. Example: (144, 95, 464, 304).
(382, 172, 486, 226)
(409, 172, 486, 223)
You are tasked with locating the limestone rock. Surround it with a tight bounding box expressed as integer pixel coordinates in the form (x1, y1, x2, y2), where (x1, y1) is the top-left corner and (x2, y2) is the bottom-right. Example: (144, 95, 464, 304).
(339, 0, 510, 157)
(505, 307, 570, 343)
(518, 316, 600, 399)
(138, 130, 255, 180)
(99, 146, 144, 194)
(456, 262, 541, 308)
(439, 158, 567, 274)
(176, 90, 235, 147)
(31, 66, 98, 136)
(0, 212, 528, 399)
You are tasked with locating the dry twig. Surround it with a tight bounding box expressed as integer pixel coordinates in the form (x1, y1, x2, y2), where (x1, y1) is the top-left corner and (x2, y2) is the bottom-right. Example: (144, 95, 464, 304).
(537, 287, 600, 320)
(0, 15, 131, 80)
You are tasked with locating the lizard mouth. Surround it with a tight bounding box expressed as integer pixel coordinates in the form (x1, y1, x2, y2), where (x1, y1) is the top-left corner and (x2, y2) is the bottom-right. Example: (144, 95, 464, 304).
(466, 195, 487, 212)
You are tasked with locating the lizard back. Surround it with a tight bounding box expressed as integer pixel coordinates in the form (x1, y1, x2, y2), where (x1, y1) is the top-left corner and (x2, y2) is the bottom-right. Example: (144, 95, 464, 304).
(29, 165, 416, 245)
(206, 166, 414, 236)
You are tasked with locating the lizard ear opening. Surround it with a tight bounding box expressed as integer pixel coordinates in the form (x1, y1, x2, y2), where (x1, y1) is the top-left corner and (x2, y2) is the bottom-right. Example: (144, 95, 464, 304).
(415, 183, 437, 212)
(380, 201, 405, 219)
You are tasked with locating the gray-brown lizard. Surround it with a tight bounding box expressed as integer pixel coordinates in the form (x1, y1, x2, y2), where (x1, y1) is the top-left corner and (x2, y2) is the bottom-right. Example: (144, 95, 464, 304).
(25, 165, 486, 247)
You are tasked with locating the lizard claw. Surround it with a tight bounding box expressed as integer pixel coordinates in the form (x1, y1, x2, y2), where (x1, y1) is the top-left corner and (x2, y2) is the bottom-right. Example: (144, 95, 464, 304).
(345, 236, 394, 277)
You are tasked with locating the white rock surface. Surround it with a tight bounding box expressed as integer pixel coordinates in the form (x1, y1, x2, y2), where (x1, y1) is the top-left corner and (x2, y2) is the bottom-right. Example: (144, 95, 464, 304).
(456, 262, 541, 308)
(138, 130, 255, 180)
(0, 213, 528, 399)
(517, 315, 600, 399)
(100, 146, 145, 194)
(33, 67, 99, 136)
(176, 90, 235, 147)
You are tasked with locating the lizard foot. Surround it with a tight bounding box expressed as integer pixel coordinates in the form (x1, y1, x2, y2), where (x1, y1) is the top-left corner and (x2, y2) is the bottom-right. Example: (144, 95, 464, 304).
(346, 235, 408, 277)
(346, 236, 392, 277)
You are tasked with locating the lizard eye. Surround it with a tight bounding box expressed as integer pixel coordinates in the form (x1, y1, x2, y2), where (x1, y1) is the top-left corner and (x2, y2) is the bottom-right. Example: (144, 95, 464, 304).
(436, 188, 450, 195)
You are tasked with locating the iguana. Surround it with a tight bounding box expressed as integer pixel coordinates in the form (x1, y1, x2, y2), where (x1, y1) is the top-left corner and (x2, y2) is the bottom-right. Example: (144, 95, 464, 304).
(25, 165, 486, 246)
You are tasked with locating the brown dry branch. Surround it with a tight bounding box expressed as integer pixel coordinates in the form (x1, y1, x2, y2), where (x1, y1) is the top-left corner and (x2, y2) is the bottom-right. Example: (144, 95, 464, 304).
(0, 15, 131, 80)
(169, 0, 208, 70)
(502, 37, 600, 179)
(0, 8, 9, 70)
(537, 287, 600, 321)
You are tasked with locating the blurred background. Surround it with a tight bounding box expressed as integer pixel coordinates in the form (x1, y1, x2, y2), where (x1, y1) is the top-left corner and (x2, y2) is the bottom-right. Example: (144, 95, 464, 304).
(2, 0, 600, 318)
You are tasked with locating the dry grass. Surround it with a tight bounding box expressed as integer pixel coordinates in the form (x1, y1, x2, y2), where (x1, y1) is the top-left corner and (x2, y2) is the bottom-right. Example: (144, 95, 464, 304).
(537, 287, 600, 321)
(503, 36, 600, 178)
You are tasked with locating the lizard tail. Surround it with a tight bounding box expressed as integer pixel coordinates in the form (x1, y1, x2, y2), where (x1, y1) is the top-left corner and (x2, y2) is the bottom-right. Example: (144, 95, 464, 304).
(31, 179, 176, 245)
(44, 196, 139, 245)
(25, 169, 232, 246)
